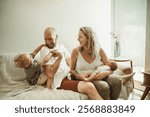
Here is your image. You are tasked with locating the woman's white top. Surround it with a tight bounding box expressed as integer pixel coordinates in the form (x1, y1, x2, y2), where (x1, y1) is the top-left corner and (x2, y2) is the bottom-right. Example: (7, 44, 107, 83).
(76, 49, 103, 74)
(40, 44, 70, 89)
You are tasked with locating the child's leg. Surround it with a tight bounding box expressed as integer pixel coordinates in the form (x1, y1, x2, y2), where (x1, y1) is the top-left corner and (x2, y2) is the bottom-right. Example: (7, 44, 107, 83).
(43, 65, 55, 89)
(46, 77, 54, 89)
(37, 73, 48, 86)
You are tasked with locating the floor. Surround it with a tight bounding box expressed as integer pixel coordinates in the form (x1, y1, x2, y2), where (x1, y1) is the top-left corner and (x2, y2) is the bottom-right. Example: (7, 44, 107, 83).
(128, 88, 150, 100)
(128, 72, 150, 100)
(127, 66, 150, 100)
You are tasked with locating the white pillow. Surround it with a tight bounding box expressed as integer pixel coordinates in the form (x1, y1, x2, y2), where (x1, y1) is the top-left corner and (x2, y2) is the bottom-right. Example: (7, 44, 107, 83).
(0, 53, 26, 82)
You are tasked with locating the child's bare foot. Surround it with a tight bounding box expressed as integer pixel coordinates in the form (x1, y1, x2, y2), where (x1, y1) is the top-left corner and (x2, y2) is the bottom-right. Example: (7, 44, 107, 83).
(46, 86, 52, 89)
(122, 72, 135, 85)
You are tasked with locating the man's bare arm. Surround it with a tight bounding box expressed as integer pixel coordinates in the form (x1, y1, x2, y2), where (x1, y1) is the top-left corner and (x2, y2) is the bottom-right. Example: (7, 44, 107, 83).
(31, 44, 45, 58)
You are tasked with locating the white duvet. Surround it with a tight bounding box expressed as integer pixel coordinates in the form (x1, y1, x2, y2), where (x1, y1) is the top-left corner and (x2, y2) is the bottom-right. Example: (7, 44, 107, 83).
(0, 53, 88, 100)
(0, 53, 133, 100)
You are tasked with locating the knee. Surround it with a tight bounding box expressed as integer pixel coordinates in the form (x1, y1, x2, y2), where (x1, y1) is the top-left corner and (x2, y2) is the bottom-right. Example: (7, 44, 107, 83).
(84, 82, 97, 94)
(93, 81, 109, 92)
(100, 83, 110, 93)
(107, 77, 122, 100)
(93, 81, 110, 100)
(114, 78, 122, 88)
(107, 77, 121, 87)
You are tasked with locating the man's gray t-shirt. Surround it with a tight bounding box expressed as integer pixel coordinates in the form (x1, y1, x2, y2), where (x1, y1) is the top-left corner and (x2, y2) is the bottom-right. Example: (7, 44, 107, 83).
(24, 60, 41, 85)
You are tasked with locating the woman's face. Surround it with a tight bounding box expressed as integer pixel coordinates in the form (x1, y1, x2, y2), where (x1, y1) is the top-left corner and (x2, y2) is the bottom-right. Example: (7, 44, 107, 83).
(78, 31, 88, 47)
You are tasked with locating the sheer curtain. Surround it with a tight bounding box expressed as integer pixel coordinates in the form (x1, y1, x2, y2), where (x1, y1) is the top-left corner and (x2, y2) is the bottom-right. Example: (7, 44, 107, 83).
(112, 0, 146, 67)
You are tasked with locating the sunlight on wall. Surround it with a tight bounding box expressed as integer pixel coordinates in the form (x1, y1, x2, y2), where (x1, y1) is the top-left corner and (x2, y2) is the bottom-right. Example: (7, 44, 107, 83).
(0, 0, 111, 56)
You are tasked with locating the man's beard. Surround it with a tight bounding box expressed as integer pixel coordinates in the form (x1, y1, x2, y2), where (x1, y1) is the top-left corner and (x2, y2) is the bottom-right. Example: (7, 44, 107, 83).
(46, 43, 55, 49)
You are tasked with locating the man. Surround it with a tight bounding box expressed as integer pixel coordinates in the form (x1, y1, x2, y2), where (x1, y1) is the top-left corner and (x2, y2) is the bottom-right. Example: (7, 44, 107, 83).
(40, 27, 70, 89)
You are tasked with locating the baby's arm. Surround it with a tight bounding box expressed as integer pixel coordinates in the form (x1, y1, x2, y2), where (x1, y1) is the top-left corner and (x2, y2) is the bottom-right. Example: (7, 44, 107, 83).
(95, 70, 113, 80)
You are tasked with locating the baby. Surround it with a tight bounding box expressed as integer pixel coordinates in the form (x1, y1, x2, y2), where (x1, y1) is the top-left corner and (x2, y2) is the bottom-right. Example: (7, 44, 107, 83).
(14, 44, 62, 89)
(84, 61, 135, 85)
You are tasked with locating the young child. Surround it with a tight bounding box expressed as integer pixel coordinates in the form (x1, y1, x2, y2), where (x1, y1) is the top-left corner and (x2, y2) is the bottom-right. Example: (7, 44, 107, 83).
(84, 61, 135, 85)
(14, 44, 62, 89)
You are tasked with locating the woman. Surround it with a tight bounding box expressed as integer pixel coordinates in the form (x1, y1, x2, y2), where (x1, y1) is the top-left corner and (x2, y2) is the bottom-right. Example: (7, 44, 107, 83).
(41, 27, 103, 100)
(70, 26, 122, 100)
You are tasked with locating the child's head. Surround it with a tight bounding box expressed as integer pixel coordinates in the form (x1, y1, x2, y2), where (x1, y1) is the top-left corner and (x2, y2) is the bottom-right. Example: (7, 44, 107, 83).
(14, 53, 33, 68)
(108, 61, 117, 71)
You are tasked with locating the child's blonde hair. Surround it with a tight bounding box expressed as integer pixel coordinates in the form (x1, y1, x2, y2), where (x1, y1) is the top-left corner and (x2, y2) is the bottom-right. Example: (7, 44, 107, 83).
(14, 53, 30, 68)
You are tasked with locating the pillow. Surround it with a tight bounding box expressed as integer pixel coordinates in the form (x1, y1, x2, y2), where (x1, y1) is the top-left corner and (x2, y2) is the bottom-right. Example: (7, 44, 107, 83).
(0, 53, 26, 82)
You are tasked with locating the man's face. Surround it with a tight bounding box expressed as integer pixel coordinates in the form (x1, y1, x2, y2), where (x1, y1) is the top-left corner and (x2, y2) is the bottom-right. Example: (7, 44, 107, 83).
(44, 31, 57, 49)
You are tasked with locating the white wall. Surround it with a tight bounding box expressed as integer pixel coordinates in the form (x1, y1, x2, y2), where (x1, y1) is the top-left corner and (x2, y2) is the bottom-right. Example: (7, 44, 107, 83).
(114, 0, 146, 67)
(0, 0, 111, 55)
(145, 0, 150, 71)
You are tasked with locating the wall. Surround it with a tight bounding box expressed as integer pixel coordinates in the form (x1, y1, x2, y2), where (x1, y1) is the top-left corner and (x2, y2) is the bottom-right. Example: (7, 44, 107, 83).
(145, 0, 150, 71)
(0, 0, 111, 55)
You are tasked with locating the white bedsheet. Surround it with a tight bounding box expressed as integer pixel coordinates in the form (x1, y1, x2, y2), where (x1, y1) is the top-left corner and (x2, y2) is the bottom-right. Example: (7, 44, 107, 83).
(0, 53, 133, 100)
(0, 53, 88, 100)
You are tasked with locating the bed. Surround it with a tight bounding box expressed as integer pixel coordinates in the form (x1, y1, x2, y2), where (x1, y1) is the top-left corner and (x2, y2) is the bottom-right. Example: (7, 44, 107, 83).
(0, 53, 133, 100)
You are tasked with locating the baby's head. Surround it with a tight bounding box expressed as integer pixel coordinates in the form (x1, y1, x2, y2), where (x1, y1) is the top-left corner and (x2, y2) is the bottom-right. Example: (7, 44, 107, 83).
(108, 61, 117, 71)
(14, 53, 33, 68)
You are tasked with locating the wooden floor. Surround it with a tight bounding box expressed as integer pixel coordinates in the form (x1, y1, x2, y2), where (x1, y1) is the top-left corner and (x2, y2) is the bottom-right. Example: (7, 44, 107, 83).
(128, 89, 150, 100)
(128, 80, 150, 100)
(134, 80, 145, 91)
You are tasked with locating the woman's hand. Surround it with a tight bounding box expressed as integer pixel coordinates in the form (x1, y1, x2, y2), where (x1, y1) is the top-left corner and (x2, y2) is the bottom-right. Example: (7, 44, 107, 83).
(95, 70, 113, 79)
(70, 70, 91, 81)
(78, 73, 91, 81)
(78, 74, 86, 81)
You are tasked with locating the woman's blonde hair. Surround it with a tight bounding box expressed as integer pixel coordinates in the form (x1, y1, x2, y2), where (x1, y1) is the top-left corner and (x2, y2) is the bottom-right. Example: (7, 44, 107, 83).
(79, 26, 98, 58)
